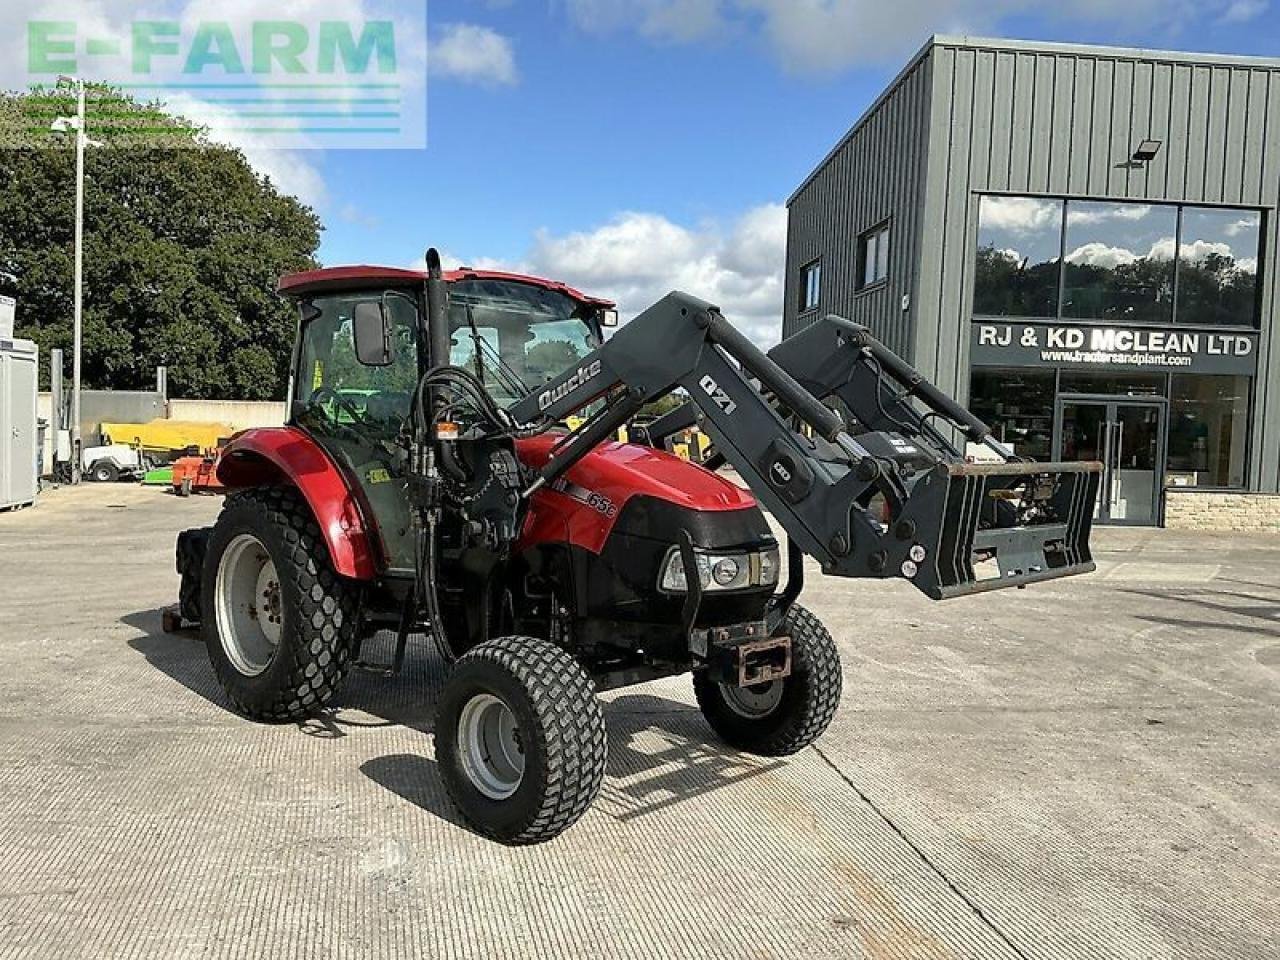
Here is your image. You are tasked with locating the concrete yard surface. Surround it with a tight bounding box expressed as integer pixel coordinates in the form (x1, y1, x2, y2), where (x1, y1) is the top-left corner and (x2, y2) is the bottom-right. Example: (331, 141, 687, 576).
(0, 483, 1277, 959)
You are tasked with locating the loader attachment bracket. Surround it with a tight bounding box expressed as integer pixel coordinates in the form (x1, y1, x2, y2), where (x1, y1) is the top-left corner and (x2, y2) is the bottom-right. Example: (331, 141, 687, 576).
(901, 459, 1103, 600)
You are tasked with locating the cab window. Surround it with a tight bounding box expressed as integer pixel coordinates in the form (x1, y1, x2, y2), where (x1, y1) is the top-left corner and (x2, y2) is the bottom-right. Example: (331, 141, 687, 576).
(294, 290, 420, 437)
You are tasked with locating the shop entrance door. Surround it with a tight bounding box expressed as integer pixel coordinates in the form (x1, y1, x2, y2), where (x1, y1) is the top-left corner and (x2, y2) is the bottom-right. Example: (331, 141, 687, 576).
(1053, 395, 1166, 526)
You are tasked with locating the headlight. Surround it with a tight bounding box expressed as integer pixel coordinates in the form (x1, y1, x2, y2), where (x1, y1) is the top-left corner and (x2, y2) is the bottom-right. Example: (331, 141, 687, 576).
(659, 543, 781, 594)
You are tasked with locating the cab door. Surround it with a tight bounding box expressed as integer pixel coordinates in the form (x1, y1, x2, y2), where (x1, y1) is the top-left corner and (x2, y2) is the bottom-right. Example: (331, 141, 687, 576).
(291, 288, 422, 575)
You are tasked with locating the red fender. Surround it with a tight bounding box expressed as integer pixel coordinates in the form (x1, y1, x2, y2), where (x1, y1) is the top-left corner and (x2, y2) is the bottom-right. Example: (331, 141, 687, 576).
(216, 427, 379, 580)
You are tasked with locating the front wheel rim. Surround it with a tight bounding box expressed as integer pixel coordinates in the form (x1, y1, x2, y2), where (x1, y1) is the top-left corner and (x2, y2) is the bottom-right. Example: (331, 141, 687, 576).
(457, 693, 525, 800)
(719, 680, 784, 718)
(215, 533, 283, 677)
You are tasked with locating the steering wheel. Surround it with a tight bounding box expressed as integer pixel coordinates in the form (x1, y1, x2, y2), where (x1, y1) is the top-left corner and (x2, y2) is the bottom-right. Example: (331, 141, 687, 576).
(310, 387, 370, 427)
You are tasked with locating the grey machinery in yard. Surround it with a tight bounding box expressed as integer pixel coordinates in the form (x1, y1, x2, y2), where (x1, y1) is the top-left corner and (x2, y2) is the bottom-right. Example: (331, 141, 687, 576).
(0, 336, 38, 510)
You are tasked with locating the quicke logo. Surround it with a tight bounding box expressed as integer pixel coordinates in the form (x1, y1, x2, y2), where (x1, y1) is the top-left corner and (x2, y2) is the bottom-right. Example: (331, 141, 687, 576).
(538, 360, 603, 411)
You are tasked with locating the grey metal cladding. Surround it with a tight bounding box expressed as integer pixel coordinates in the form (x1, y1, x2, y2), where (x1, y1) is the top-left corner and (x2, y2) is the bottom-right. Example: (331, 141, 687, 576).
(789, 35, 1280, 490)
(783, 51, 933, 356)
(925, 39, 1280, 489)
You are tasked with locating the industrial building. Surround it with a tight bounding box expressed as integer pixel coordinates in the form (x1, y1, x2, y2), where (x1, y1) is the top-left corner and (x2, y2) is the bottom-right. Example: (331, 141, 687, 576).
(785, 36, 1280, 527)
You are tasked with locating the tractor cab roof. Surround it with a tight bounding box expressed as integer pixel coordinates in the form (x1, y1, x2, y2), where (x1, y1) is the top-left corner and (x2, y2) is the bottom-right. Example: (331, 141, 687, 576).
(278, 265, 615, 309)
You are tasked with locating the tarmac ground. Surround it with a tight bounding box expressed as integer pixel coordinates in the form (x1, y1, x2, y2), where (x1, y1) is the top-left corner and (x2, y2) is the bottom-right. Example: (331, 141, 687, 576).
(0, 482, 1276, 959)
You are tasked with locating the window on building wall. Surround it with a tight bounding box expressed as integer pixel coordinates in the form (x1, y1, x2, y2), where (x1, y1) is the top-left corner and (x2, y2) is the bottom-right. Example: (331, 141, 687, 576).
(857, 223, 891, 290)
(1167, 374, 1250, 488)
(973, 196, 1063, 317)
(967, 368, 1055, 461)
(799, 259, 821, 312)
(973, 196, 1264, 328)
(1176, 208, 1261, 327)
(1061, 200, 1177, 324)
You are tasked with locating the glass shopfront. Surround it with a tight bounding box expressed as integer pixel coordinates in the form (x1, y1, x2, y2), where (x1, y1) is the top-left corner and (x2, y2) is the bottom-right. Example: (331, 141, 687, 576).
(970, 195, 1262, 525)
(970, 365, 1252, 525)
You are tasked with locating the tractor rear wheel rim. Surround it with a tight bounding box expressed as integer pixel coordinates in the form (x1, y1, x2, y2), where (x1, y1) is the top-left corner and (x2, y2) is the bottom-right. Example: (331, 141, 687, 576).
(719, 680, 784, 718)
(457, 693, 525, 800)
(215, 533, 282, 677)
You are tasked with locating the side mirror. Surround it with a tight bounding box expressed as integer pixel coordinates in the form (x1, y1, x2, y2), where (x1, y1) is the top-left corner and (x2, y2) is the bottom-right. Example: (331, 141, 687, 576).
(600, 308, 619, 328)
(352, 300, 394, 366)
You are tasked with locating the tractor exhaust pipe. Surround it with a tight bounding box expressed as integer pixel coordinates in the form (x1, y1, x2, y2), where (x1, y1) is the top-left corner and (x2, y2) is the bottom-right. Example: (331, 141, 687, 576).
(424, 248, 451, 387)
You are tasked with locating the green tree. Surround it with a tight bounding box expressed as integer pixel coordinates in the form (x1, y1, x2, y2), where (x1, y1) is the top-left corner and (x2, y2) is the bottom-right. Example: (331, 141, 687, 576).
(0, 84, 321, 398)
(525, 339, 585, 382)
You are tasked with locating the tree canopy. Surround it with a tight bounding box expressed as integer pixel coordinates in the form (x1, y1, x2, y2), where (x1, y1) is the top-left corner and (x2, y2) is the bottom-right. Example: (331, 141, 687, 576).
(0, 85, 321, 398)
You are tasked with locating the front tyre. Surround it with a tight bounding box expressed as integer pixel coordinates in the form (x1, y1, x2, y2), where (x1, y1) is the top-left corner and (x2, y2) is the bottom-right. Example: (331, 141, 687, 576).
(202, 487, 360, 722)
(435, 637, 607, 845)
(693, 603, 842, 756)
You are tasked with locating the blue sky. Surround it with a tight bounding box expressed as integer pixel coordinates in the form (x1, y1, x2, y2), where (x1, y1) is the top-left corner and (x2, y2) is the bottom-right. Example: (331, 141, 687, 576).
(8, 0, 1279, 343)
(303, 0, 1280, 341)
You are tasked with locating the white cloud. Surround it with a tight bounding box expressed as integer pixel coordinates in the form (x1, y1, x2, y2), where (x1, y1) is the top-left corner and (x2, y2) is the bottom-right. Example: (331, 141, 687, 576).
(1067, 204, 1152, 226)
(643, 0, 727, 41)
(429, 23, 518, 87)
(339, 204, 380, 229)
(1148, 237, 1255, 273)
(1148, 236, 1225, 262)
(980, 196, 1060, 234)
(1065, 236, 1256, 275)
(561, 0, 1253, 74)
(1220, 0, 1268, 22)
(427, 204, 789, 348)
(523, 205, 788, 347)
(160, 92, 329, 206)
(1066, 242, 1138, 269)
(564, 0, 727, 42)
(1223, 216, 1259, 237)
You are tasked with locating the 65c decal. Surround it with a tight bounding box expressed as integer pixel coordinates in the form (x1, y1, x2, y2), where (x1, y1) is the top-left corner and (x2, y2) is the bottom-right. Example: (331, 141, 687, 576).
(552, 478, 618, 518)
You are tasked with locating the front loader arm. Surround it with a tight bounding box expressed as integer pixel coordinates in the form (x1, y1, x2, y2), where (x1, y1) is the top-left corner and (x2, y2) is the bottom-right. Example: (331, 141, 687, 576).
(507, 292, 1100, 600)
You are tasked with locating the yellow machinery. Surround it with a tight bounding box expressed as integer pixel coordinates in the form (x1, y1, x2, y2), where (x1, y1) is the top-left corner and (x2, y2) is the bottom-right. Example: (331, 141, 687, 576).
(562, 416, 712, 462)
(100, 419, 234, 457)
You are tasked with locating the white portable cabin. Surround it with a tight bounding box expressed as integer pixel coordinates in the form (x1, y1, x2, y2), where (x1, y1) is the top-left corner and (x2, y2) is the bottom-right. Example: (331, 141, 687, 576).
(0, 337, 38, 510)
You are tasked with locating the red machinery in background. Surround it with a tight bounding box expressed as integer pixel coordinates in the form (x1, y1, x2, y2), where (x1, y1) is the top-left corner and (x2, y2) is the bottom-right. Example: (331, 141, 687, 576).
(172, 448, 226, 496)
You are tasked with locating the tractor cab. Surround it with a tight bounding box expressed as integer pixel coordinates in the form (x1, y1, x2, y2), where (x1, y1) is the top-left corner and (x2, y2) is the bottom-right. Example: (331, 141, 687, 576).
(275, 265, 620, 575)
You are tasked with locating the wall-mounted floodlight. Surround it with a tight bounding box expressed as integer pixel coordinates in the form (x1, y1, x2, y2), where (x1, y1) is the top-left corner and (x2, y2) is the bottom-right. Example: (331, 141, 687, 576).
(1132, 139, 1162, 162)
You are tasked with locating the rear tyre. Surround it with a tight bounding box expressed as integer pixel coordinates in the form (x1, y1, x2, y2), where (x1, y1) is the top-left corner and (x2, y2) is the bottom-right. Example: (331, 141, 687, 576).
(202, 487, 360, 722)
(693, 603, 841, 756)
(435, 637, 607, 845)
(90, 461, 119, 483)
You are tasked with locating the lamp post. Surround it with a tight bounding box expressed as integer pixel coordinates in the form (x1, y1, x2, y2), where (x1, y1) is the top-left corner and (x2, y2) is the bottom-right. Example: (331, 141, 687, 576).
(51, 78, 98, 483)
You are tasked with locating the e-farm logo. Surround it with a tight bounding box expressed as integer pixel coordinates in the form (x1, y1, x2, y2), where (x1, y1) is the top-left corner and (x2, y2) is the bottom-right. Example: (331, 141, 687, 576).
(23, 6, 425, 150)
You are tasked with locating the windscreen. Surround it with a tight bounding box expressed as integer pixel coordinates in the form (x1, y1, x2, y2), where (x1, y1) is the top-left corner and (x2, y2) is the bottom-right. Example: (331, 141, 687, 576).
(447, 279, 600, 408)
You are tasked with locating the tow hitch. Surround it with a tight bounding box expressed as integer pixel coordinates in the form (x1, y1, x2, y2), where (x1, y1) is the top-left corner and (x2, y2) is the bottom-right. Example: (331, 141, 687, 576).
(696, 622, 792, 687)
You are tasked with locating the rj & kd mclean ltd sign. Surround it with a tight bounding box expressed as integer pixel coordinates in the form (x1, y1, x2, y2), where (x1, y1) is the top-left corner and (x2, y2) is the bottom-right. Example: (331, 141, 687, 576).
(970, 320, 1259, 376)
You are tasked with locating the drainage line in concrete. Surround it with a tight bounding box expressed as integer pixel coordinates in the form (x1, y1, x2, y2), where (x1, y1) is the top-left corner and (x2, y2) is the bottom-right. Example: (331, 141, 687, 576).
(811, 745, 1033, 960)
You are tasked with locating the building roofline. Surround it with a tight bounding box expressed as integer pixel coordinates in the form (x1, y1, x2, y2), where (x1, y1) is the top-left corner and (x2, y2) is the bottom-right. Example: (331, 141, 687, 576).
(787, 34, 1280, 206)
(787, 36, 936, 206)
(931, 34, 1280, 71)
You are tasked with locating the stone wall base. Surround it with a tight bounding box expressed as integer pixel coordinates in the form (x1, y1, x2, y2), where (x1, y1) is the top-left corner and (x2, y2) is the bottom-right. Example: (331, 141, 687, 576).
(1163, 489, 1280, 532)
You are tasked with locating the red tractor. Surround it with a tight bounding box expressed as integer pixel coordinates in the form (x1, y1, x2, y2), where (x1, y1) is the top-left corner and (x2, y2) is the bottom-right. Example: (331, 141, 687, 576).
(175, 251, 1100, 844)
